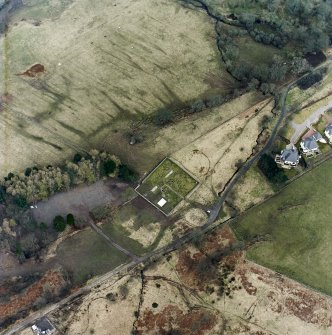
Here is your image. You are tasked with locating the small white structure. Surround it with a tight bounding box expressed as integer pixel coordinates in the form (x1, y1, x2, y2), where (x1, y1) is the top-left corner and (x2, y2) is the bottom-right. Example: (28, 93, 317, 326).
(151, 186, 158, 193)
(157, 198, 167, 207)
(165, 170, 174, 178)
(325, 124, 332, 143)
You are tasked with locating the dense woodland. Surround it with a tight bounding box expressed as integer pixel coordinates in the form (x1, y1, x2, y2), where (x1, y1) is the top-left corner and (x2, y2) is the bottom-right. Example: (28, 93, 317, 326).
(204, 0, 332, 52)
(184, 0, 331, 92)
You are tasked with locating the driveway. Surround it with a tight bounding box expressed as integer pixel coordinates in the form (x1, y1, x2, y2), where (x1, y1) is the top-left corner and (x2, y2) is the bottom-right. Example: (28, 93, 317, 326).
(290, 101, 332, 143)
(32, 179, 128, 225)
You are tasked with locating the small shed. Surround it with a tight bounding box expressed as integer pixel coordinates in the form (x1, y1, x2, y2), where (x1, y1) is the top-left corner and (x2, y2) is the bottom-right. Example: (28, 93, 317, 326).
(157, 198, 167, 207)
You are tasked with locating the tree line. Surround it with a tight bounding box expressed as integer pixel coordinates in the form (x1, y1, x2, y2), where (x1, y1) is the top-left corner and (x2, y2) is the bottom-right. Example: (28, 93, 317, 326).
(1, 149, 138, 207)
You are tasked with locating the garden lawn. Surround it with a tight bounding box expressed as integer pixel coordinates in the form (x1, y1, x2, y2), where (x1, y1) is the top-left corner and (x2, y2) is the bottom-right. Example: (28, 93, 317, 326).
(231, 159, 332, 295)
(136, 158, 198, 214)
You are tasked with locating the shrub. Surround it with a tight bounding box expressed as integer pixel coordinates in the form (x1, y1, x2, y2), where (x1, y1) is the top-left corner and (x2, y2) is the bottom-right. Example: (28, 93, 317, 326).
(53, 215, 66, 232)
(190, 99, 206, 113)
(102, 159, 116, 175)
(24, 168, 32, 177)
(66, 213, 75, 226)
(154, 108, 173, 126)
(15, 242, 23, 255)
(14, 195, 28, 208)
(73, 153, 83, 163)
(0, 185, 6, 204)
(5, 172, 14, 181)
(118, 164, 138, 182)
(39, 222, 47, 231)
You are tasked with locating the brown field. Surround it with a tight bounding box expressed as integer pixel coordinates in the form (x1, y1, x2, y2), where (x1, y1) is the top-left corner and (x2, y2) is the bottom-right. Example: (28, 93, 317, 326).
(45, 224, 332, 335)
(172, 98, 274, 199)
(0, 0, 236, 177)
(230, 167, 274, 212)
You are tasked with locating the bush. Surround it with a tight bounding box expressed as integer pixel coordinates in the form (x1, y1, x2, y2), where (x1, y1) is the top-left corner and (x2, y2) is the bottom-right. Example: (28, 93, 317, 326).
(190, 99, 206, 113)
(118, 164, 138, 182)
(73, 153, 83, 163)
(154, 109, 173, 126)
(14, 195, 28, 208)
(0, 185, 6, 204)
(39, 222, 47, 231)
(15, 242, 23, 256)
(66, 213, 75, 226)
(102, 159, 116, 175)
(53, 215, 66, 232)
(24, 168, 32, 177)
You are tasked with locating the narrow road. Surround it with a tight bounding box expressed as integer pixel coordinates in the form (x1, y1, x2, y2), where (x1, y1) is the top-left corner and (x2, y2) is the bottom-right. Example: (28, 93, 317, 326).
(206, 84, 293, 223)
(290, 101, 332, 143)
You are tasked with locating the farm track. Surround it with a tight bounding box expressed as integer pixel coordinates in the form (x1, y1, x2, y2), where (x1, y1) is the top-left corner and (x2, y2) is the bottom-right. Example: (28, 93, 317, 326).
(88, 220, 139, 260)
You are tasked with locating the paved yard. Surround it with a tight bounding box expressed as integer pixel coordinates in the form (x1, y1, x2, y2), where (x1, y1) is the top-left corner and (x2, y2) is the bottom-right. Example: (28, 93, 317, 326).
(32, 179, 128, 225)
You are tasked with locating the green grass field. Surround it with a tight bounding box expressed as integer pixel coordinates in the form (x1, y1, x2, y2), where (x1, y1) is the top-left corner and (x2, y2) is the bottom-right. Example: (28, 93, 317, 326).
(136, 158, 198, 215)
(231, 159, 332, 295)
(56, 229, 128, 285)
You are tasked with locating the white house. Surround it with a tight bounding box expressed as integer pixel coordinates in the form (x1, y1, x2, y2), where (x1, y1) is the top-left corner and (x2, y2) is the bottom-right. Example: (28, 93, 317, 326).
(300, 130, 325, 155)
(275, 144, 300, 168)
(325, 124, 332, 143)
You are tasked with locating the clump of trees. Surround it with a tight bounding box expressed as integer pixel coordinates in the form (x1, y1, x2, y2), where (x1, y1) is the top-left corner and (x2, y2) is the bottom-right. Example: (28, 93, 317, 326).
(118, 164, 138, 182)
(257, 154, 288, 185)
(297, 68, 327, 90)
(53, 214, 75, 232)
(53, 216, 66, 232)
(0, 150, 130, 205)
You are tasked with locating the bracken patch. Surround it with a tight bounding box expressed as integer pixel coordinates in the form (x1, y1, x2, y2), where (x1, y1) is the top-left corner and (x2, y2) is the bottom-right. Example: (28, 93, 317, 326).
(136, 305, 217, 335)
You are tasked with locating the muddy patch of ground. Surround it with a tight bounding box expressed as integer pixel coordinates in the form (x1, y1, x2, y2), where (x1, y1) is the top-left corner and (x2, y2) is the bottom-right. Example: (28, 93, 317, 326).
(32, 179, 128, 225)
(19, 64, 45, 77)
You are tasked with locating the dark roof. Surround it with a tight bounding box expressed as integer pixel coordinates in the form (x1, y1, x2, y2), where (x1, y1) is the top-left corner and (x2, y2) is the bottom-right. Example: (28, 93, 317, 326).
(326, 124, 332, 136)
(281, 148, 299, 163)
(301, 137, 318, 150)
(312, 131, 323, 141)
(35, 318, 54, 332)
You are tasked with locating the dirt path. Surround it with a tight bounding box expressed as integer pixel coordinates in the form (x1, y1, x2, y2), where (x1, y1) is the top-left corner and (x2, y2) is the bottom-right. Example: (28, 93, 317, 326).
(88, 220, 139, 260)
(290, 101, 332, 143)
